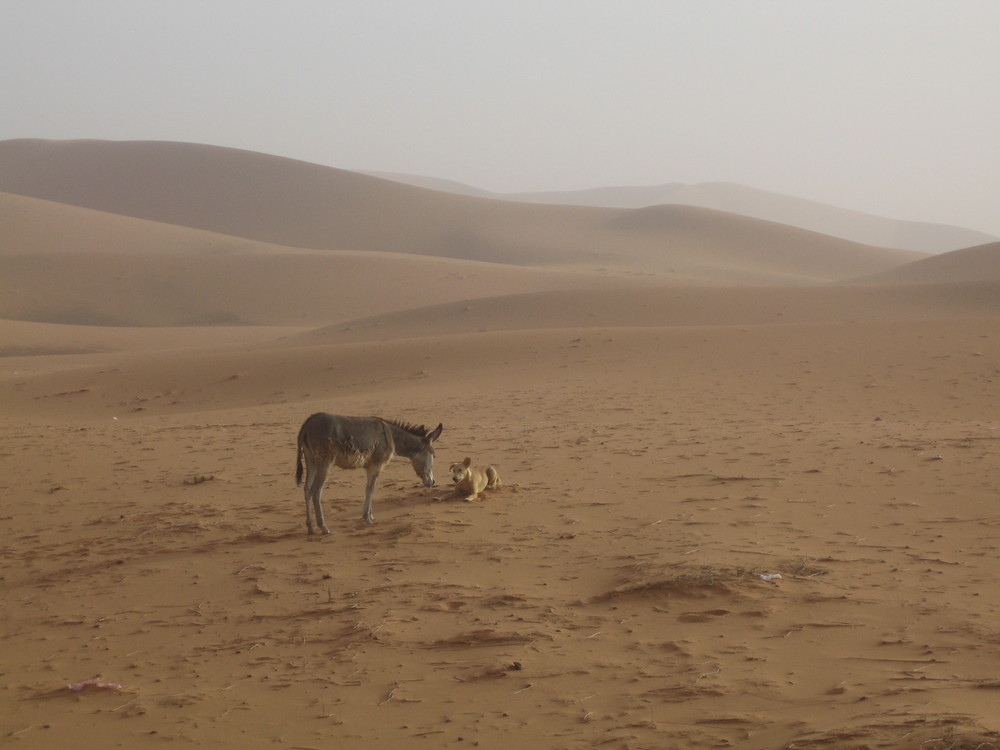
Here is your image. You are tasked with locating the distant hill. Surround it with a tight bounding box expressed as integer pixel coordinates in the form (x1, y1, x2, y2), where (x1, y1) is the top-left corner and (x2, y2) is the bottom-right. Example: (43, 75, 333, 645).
(0, 139, 922, 285)
(370, 173, 995, 255)
(850, 241, 1000, 285)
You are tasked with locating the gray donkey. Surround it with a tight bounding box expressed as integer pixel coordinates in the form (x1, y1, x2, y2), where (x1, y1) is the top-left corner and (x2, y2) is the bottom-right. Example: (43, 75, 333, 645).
(295, 413, 443, 533)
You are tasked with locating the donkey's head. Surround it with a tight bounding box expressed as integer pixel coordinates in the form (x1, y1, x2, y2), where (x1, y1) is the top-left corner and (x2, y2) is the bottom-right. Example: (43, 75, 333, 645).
(409, 422, 444, 488)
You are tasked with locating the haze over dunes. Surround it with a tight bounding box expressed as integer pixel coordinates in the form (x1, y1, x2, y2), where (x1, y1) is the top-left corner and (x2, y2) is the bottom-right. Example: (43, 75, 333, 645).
(370, 173, 999, 255)
(0, 139, 923, 284)
(2, 140, 999, 749)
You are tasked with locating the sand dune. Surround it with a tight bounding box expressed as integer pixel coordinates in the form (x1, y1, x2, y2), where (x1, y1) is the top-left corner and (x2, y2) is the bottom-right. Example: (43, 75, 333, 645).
(370, 173, 998, 254)
(1, 191, 668, 327)
(3, 300, 997, 422)
(508, 182, 999, 254)
(852, 241, 1000, 285)
(0, 139, 922, 284)
(0, 250, 660, 327)
(2, 138, 1000, 748)
(288, 282, 1000, 346)
(0, 192, 301, 257)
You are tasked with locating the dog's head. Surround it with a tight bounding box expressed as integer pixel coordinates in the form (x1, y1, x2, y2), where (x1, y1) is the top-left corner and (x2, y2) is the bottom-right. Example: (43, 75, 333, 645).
(449, 457, 473, 484)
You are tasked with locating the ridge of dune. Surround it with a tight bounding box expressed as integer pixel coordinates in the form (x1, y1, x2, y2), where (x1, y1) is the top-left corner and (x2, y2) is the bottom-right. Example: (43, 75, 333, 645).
(0, 138, 923, 284)
(371, 173, 998, 254)
(0, 138, 450, 252)
(507, 181, 1000, 254)
(0, 191, 311, 256)
(0, 188, 666, 328)
(849, 240, 1000, 285)
(363, 170, 498, 199)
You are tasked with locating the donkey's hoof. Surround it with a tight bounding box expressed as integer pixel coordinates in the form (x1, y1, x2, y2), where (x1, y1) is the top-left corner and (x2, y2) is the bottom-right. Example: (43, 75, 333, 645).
(320, 527, 331, 535)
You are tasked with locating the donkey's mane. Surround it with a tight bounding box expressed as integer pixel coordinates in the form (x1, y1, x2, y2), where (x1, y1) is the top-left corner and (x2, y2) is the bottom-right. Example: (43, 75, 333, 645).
(381, 418, 430, 439)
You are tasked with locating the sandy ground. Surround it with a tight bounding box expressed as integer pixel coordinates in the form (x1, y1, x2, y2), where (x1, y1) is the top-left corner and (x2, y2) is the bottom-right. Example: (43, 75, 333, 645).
(2, 140, 1000, 749)
(3, 306, 999, 750)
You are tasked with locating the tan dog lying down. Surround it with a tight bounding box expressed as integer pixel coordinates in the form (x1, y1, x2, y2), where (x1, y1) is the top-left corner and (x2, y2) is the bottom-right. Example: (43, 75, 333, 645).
(443, 457, 502, 502)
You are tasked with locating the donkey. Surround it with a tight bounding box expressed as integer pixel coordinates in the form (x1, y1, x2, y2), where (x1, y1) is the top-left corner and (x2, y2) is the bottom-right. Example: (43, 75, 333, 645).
(295, 413, 443, 533)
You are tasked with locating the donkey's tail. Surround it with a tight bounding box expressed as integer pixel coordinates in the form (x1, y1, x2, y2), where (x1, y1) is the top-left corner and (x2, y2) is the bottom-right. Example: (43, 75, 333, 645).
(295, 421, 307, 486)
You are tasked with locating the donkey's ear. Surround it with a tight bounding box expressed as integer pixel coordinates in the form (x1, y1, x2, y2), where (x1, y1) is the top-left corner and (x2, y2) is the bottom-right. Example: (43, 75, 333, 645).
(427, 423, 443, 443)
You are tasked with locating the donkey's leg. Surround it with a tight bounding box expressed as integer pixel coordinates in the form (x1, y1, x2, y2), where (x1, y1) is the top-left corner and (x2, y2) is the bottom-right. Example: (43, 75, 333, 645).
(362, 467, 380, 525)
(310, 463, 331, 535)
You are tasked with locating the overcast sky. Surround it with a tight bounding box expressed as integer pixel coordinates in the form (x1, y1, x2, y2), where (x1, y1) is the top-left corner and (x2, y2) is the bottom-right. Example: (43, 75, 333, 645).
(4, 1, 999, 236)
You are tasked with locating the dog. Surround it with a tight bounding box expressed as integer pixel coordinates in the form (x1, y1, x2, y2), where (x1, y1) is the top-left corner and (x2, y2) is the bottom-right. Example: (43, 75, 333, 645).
(442, 457, 502, 502)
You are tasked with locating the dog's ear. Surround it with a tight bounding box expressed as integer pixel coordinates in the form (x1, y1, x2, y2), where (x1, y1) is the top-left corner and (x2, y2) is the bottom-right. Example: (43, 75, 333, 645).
(463, 457, 472, 467)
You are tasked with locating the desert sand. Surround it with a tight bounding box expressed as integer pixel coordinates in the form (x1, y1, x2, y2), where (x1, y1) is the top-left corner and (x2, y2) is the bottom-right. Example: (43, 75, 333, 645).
(2, 140, 999, 749)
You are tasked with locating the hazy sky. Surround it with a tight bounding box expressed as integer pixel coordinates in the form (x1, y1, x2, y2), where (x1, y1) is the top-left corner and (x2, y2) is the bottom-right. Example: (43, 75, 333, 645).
(4, 1, 999, 236)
